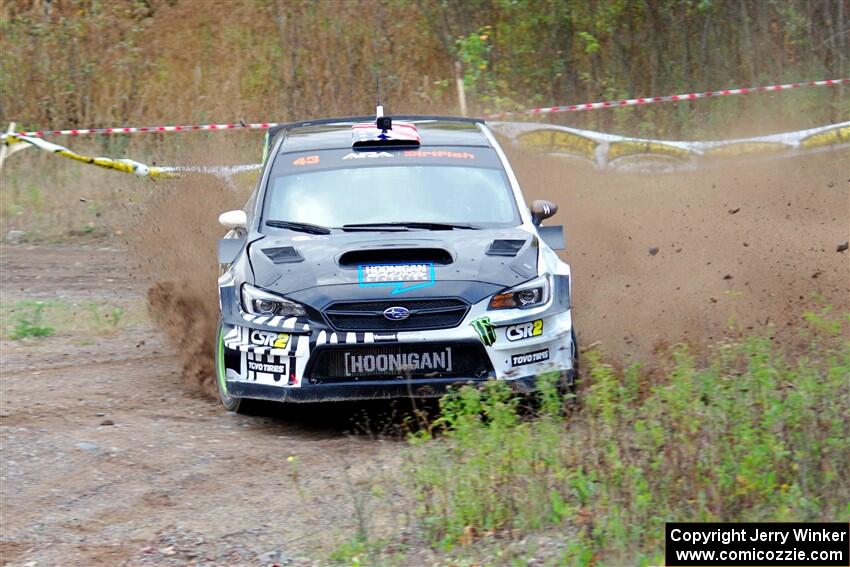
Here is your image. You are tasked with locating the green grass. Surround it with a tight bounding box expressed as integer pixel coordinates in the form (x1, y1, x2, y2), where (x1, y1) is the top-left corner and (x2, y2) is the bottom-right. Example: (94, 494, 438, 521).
(8, 301, 54, 339)
(331, 311, 850, 565)
(2, 299, 148, 340)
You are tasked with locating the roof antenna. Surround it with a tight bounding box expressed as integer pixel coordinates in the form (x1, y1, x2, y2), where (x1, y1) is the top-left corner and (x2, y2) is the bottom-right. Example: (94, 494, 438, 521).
(375, 76, 384, 119)
(375, 76, 392, 132)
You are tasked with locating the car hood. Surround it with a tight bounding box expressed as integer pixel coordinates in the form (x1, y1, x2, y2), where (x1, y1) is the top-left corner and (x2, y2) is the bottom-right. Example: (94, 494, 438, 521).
(248, 228, 540, 308)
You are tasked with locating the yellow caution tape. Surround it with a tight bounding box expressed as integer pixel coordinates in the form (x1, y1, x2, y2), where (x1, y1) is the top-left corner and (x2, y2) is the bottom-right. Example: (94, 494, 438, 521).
(800, 124, 850, 149)
(493, 121, 850, 172)
(1, 133, 178, 178)
(702, 141, 789, 157)
(517, 130, 598, 160)
(608, 140, 691, 161)
(5, 120, 848, 178)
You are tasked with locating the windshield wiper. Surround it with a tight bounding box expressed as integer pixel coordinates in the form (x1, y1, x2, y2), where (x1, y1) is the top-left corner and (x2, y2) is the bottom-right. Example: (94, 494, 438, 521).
(341, 222, 481, 231)
(265, 220, 331, 235)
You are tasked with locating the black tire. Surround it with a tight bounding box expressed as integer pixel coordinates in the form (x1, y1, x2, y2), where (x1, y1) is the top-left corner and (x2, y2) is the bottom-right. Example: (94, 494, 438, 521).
(571, 326, 580, 378)
(215, 321, 257, 414)
(558, 327, 579, 399)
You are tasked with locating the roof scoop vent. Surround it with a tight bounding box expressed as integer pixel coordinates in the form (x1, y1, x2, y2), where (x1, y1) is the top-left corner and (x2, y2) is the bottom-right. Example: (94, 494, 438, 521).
(262, 246, 304, 264)
(339, 247, 453, 267)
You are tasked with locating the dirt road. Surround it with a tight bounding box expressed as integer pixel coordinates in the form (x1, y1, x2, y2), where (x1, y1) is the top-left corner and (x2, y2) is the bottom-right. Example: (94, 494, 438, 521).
(1, 246, 412, 566)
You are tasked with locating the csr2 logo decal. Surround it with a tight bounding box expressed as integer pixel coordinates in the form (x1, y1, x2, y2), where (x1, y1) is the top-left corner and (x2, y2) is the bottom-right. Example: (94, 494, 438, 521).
(358, 263, 436, 295)
(505, 319, 543, 341)
(249, 330, 290, 348)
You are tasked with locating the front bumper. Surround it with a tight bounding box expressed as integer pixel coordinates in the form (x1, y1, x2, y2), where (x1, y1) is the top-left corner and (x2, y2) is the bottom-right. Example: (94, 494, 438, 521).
(226, 375, 556, 403)
(219, 301, 575, 403)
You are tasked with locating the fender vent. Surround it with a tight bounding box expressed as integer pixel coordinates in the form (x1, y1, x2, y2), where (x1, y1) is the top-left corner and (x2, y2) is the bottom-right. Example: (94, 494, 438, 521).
(486, 239, 527, 257)
(262, 246, 304, 263)
(338, 248, 453, 267)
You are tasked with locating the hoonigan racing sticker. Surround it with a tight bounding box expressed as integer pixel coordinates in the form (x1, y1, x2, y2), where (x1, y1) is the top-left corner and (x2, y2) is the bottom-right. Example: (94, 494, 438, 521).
(358, 263, 436, 294)
(343, 347, 453, 377)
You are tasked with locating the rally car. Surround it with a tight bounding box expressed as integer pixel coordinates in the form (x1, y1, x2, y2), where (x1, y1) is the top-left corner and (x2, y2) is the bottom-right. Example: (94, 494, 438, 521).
(215, 109, 576, 411)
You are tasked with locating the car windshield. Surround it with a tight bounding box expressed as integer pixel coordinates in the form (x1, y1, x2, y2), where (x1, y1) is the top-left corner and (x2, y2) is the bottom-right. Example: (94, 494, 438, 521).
(263, 150, 519, 229)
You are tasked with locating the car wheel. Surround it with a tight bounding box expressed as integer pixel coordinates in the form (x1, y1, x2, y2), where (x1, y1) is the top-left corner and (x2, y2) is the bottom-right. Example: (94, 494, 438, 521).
(215, 321, 256, 414)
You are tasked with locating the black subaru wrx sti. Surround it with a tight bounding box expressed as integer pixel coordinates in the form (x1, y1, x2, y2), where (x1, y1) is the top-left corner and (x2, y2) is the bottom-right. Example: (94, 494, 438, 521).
(215, 110, 576, 412)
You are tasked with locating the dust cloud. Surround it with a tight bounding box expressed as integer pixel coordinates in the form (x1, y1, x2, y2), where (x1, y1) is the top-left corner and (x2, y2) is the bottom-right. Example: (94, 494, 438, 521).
(131, 171, 249, 397)
(513, 149, 849, 362)
(133, 137, 849, 396)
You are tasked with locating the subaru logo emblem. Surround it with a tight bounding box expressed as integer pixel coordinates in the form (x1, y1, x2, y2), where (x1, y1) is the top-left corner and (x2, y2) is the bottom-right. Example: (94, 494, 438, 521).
(383, 306, 410, 321)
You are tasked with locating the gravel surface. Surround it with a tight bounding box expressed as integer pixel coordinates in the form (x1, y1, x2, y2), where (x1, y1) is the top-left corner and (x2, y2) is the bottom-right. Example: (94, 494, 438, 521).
(1, 245, 409, 566)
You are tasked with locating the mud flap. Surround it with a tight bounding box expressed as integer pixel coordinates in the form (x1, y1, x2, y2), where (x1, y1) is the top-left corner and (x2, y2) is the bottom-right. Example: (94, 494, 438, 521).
(218, 238, 244, 264)
(538, 225, 565, 250)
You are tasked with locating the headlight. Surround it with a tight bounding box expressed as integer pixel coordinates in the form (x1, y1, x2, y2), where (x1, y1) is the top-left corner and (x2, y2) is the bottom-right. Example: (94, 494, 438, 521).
(489, 275, 550, 310)
(241, 283, 306, 317)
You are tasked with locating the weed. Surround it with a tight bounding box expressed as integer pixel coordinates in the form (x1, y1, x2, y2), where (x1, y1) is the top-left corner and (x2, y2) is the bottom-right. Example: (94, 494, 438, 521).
(1, 299, 146, 340)
(286, 455, 308, 501)
(328, 539, 368, 565)
(86, 303, 125, 334)
(401, 311, 849, 563)
(329, 537, 406, 567)
(9, 301, 54, 340)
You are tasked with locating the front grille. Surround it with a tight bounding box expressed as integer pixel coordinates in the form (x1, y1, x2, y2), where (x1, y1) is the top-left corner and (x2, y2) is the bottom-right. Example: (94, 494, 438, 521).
(324, 298, 469, 331)
(307, 342, 493, 383)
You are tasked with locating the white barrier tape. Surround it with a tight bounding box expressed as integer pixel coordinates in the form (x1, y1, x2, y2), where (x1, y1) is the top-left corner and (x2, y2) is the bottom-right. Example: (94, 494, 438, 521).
(14, 78, 848, 137)
(1, 133, 178, 178)
(5, 121, 847, 179)
(491, 78, 850, 118)
(490, 121, 850, 172)
(17, 122, 278, 138)
(159, 164, 263, 177)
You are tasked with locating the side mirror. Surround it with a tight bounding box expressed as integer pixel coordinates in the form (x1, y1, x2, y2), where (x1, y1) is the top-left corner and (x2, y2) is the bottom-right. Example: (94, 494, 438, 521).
(219, 210, 247, 230)
(530, 200, 558, 226)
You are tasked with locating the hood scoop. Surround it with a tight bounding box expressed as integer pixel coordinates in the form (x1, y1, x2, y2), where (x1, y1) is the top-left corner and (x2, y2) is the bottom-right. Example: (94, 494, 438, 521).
(338, 247, 453, 267)
(486, 239, 527, 257)
(262, 246, 304, 264)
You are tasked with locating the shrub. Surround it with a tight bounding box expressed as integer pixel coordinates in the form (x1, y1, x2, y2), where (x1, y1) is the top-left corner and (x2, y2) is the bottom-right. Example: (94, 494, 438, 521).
(405, 312, 850, 564)
(9, 301, 54, 340)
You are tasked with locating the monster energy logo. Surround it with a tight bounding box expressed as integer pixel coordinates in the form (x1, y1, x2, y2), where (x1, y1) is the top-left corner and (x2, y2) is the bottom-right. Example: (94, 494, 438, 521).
(470, 316, 497, 346)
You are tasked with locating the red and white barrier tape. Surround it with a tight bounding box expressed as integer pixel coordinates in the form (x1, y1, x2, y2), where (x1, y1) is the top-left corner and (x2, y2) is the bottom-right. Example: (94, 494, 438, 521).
(496, 78, 850, 117)
(13, 78, 849, 137)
